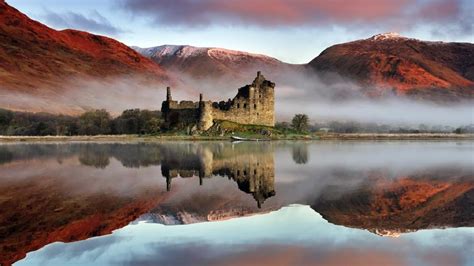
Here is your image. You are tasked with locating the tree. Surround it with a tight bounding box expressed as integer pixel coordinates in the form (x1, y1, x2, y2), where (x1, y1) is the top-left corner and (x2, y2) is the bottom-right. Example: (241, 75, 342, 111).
(112, 109, 162, 134)
(144, 118, 162, 134)
(78, 109, 111, 135)
(291, 114, 309, 133)
(0, 109, 13, 127)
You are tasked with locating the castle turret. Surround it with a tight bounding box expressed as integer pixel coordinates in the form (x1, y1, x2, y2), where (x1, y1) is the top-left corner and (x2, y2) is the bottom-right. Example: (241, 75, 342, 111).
(166, 86, 172, 101)
(198, 101, 213, 130)
(252, 71, 266, 88)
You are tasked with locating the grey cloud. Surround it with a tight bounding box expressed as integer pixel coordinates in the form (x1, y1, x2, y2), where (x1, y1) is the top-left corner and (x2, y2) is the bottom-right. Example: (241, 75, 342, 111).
(117, 0, 471, 33)
(43, 10, 125, 35)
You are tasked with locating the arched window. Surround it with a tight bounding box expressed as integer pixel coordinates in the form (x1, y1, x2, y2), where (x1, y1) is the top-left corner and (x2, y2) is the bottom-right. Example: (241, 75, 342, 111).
(243, 103, 247, 108)
(237, 103, 240, 108)
(254, 104, 257, 109)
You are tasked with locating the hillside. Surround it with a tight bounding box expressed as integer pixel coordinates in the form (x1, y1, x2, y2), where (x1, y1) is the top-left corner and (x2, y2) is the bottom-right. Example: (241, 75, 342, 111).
(0, 1, 169, 93)
(309, 33, 474, 100)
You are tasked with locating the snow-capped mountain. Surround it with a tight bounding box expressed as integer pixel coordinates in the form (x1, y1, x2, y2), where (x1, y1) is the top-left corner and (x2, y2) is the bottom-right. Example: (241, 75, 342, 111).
(134, 45, 300, 80)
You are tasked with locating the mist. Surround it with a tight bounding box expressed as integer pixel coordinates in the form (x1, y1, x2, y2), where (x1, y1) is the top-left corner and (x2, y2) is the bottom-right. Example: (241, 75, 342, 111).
(173, 68, 474, 127)
(0, 69, 472, 127)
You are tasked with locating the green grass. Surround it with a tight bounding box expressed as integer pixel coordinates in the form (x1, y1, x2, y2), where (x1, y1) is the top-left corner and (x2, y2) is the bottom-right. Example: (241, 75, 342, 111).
(203, 120, 316, 140)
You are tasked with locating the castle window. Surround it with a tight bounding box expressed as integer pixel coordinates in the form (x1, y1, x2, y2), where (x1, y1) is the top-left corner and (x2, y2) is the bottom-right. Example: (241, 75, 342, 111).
(244, 170, 247, 176)
(254, 169, 257, 175)
(243, 103, 247, 108)
(254, 104, 257, 109)
(237, 170, 240, 176)
(237, 103, 240, 108)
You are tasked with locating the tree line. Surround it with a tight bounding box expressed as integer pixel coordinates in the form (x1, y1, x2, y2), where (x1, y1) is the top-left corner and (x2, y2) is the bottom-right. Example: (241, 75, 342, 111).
(0, 108, 162, 136)
(277, 113, 474, 134)
(0, 109, 472, 136)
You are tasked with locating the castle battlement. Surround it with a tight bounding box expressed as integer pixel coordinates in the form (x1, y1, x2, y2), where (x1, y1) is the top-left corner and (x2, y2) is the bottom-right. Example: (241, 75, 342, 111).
(161, 72, 275, 130)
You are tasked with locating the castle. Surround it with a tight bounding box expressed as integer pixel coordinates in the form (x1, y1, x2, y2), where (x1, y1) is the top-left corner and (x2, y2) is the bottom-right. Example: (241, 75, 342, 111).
(161, 72, 275, 130)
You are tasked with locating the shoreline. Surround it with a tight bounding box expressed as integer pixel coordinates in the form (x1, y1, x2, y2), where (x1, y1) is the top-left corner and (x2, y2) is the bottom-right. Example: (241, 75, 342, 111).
(0, 133, 473, 143)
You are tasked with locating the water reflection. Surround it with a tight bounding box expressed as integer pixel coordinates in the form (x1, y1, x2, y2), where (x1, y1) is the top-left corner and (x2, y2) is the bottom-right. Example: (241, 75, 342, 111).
(160, 143, 275, 208)
(292, 143, 309, 164)
(0, 141, 472, 265)
(16, 205, 474, 266)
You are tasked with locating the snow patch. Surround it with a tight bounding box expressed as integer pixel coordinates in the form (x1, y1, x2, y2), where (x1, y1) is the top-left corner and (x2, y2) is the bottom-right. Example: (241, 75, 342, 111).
(207, 48, 278, 63)
(134, 45, 279, 63)
(134, 45, 207, 58)
(369, 32, 406, 41)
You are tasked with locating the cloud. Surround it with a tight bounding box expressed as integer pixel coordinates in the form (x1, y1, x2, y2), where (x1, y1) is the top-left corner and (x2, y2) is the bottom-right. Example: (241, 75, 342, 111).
(119, 0, 469, 31)
(42, 10, 125, 35)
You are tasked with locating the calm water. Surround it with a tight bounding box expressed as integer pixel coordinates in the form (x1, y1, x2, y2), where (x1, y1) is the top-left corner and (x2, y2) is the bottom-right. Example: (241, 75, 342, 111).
(0, 141, 473, 266)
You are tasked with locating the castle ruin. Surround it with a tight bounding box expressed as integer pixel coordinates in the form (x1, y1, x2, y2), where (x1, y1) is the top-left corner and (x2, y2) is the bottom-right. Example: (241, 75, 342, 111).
(161, 72, 275, 130)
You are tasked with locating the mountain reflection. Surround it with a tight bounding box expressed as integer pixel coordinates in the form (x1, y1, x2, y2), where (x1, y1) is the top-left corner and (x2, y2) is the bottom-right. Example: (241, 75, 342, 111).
(310, 170, 474, 236)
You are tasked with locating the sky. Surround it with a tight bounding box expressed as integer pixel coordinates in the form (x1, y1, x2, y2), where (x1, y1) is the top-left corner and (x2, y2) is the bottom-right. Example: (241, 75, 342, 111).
(8, 0, 474, 64)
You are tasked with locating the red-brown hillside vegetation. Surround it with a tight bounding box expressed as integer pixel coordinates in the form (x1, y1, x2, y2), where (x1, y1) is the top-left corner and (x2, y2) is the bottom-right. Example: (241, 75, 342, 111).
(0, 1, 168, 93)
(309, 33, 474, 101)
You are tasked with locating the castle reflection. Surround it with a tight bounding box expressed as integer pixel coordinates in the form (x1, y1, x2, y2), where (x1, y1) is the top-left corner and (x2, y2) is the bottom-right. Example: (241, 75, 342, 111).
(160, 143, 276, 208)
(0, 142, 277, 208)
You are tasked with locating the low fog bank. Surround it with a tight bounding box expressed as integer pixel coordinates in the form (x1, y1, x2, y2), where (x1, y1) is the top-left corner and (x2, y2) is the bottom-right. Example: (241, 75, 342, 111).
(175, 69, 474, 127)
(0, 70, 472, 128)
(277, 98, 474, 127)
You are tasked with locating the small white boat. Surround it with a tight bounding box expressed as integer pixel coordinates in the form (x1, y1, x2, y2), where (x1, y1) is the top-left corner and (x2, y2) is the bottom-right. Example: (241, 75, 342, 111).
(230, 136, 269, 141)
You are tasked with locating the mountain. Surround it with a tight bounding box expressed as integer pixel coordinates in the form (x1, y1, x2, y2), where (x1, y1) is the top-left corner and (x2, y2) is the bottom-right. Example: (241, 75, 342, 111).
(309, 33, 474, 100)
(0, 1, 168, 94)
(134, 45, 300, 80)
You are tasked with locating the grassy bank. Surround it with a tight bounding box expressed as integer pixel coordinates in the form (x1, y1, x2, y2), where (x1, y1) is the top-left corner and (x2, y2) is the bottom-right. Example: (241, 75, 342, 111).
(316, 133, 474, 140)
(0, 133, 473, 143)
